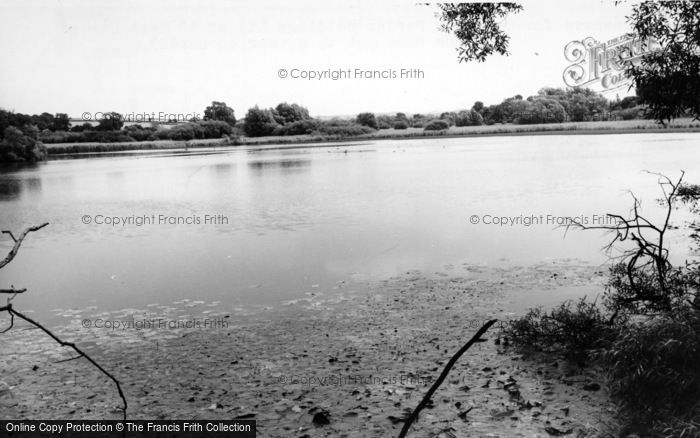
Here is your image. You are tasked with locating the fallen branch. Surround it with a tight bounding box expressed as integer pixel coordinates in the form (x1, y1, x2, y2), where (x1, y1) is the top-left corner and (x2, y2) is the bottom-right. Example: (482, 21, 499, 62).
(397, 319, 498, 438)
(1, 223, 128, 422)
(1, 222, 48, 269)
(7, 306, 128, 421)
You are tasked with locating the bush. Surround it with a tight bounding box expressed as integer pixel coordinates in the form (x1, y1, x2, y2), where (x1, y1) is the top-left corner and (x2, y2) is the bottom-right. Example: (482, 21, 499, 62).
(616, 107, 643, 120)
(504, 298, 614, 364)
(504, 173, 700, 436)
(393, 121, 409, 130)
(423, 119, 450, 131)
(315, 120, 375, 137)
(272, 119, 320, 136)
(602, 316, 700, 415)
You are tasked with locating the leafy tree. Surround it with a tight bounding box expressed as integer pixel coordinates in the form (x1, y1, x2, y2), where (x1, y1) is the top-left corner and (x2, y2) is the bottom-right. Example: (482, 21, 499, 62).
(455, 109, 483, 126)
(439, 112, 457, 126)
(437, 3, 523, 63)
(52, 113, 70, 131)
(32, 112, 54, 131)
(274, 103, 310, 125)
(625, 1, 700, 124)
(97, 112, 124, 131)
(243, 106, 279, 137)
(203, 101, 236, 126)
(472, 101, 484, 112)
(356, 112, 378, 129)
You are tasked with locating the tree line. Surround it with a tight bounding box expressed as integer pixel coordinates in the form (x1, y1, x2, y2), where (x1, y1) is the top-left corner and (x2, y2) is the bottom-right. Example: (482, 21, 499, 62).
(0, 85, 678, 164)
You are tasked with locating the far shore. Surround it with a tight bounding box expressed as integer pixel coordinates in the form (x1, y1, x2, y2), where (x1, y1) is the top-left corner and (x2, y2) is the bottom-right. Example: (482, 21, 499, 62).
(44, 118, 700, 156)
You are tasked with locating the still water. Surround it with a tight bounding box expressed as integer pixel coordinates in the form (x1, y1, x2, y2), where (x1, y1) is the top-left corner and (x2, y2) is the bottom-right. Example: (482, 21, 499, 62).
(1, 134, 699, 320)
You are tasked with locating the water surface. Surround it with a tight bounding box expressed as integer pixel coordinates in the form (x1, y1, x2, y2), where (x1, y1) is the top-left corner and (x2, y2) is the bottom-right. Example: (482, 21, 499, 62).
(1, 133, 699, 321)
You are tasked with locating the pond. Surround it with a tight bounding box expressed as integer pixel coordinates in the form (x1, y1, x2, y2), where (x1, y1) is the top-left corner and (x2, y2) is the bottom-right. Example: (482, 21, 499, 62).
(1, 133, 699, 322)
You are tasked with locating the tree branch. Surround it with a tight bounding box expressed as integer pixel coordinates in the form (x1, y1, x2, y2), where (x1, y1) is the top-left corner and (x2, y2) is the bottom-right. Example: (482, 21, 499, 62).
(397, 319, 497, 438)
(1, 222, 49, 269)
(7, 306, 127, 422)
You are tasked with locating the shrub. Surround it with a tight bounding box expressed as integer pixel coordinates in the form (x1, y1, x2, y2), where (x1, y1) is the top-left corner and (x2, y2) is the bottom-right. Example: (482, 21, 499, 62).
(315, 120, 374, 137)
(423, 119, 450, 131)
(393, 121, 409, 130)
(272, 119, 320, 136)
(616, 107, 643, 120)
(601, 316, 700, 415)
(503, 298, 614, 364)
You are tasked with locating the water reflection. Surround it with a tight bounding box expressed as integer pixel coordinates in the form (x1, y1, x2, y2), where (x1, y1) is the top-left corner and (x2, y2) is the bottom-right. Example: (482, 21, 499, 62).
(0, 179, 22, 199)
(248, 159, 311, 174)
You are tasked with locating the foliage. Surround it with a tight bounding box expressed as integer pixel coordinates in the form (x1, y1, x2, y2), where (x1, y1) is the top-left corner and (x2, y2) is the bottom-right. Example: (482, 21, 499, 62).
(356, 112, 378, 129)
(274, 103, 310, 125)
(455, 109, 484, 126)
(504, 172, 700, 434)
(423, 119, 450, 131)
(504, 298, 615, 364)
(97, 112, 124, 131)
(393, 121, 409, 130)
(0, 126, 47, 163)
(203, 101, 236, 126)
(601, 315, 700, 414)
(315, 119, 375, 137)
(625, 1, 700, 124)
(243, 106, 280, 137)
(272, 119, 319, 136)
(437, 3, 524, 63)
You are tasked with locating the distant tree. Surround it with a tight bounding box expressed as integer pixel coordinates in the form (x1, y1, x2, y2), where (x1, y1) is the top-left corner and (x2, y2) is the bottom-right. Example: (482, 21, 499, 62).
(625, 1, 700, 124)
(437, 3, 523, 63)
(243, 106, 279, 137)
(32, 112, 54, 131)
(203, 101, 236, 126)
(356, 112, 378, 129)
(410, 113, 427, 128)
(274, 103, 310, 125)
(455, 109, 483, 126)
(439, 112, 457, 126)
(97, 112, 124, 131)
(52, 113, 70, 131)
(70, 122, 94, 132)
(472, 101, 484, 113)
(393, 121, 409, 130)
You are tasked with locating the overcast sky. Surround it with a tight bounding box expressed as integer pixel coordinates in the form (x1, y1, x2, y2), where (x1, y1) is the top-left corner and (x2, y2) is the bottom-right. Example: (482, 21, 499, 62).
(0, 0, 636, 119)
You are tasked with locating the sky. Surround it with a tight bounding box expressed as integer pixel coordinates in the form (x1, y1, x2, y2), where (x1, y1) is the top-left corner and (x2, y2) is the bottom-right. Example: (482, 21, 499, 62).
(0, 0, 637, 119)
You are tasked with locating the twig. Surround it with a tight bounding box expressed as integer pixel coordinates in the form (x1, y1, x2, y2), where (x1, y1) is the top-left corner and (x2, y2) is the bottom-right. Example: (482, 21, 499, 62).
(0, 288, 27, 294)
(397, 319, 498, 438)
(7, 306, 128, 422)
(1, 222, 128, 423)
(1, 222, 49, 269)
(0, 311, 14, 334)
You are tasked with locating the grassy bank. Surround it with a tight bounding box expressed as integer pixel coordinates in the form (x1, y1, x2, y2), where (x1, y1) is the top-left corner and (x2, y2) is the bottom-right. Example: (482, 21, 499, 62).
(45, 118, 700, 156)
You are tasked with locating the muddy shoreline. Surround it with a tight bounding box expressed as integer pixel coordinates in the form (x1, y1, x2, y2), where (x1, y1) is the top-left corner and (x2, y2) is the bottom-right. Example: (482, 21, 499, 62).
(2, 261, 616, 437)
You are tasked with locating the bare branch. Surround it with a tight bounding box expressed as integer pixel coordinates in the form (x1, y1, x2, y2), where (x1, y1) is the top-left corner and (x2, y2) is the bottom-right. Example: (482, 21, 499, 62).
(7, 306, 128, 422)
(398, 319, 497, 438)
(0, 223, 49, 270)
(0, 312, 14, 334)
